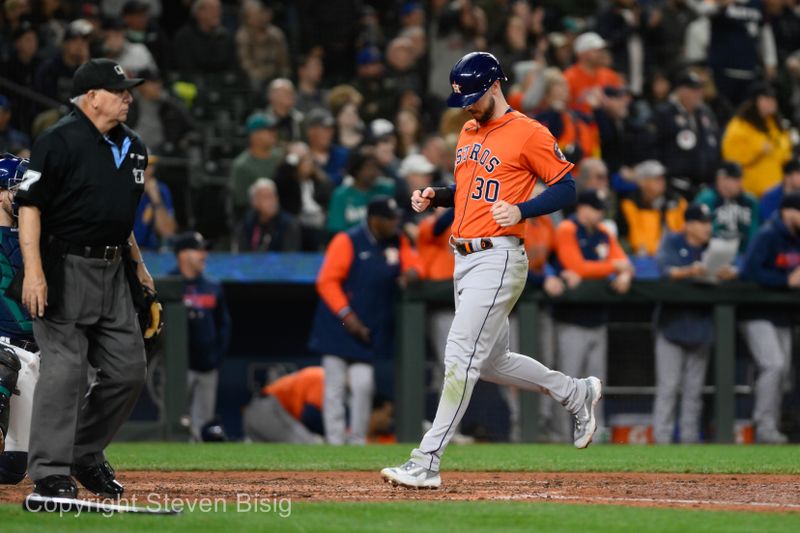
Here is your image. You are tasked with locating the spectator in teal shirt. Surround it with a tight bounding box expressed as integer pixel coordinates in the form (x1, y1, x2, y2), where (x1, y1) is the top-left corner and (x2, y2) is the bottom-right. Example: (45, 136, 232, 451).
(326, 149, 395, 234)
(694, 162, 759, 252)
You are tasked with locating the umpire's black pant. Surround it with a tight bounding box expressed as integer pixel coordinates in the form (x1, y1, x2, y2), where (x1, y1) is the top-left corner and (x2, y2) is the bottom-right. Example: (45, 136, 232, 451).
(27, 254, 145, 481)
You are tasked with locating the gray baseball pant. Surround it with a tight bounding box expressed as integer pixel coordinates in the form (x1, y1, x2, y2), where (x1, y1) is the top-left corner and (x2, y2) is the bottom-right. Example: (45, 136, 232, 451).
(242, 395, 321, 444)
(28, 255, 146, 480)
(740, 320, 792, 433)
(322, 355, 373, 445)
(555, 322, 607, 441)
(187, 369, 218, 441)
(411, 246, 587, 472)
(652, 333, 709, 444)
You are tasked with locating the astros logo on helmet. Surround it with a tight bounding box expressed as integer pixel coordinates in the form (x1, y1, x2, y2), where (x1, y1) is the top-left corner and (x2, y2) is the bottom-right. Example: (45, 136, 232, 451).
(446, 52, 507, 108)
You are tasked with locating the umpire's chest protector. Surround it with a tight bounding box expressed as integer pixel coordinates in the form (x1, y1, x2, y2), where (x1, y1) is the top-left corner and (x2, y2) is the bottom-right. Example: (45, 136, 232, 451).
(308, 225, 402, 362)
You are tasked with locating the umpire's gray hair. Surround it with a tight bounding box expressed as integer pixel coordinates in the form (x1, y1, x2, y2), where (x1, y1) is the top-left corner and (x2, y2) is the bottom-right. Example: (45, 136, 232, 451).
(248, 177, 277, 200)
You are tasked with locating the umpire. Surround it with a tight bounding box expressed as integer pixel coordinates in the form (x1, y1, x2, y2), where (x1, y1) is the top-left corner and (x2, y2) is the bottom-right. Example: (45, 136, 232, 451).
(15, 59, 152, 499)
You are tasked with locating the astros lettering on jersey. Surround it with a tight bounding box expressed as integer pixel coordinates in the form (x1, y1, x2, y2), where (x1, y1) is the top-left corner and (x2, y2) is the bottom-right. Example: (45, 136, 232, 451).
(451, 110, 574, 240)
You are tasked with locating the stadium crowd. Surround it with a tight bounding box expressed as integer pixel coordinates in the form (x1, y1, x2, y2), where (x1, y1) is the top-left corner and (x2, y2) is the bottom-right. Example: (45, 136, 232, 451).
(1, 0, 799, 444)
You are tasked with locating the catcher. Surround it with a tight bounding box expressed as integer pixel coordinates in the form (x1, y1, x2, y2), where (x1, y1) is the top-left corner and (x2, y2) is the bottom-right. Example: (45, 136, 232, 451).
(0, 153, 39, 484)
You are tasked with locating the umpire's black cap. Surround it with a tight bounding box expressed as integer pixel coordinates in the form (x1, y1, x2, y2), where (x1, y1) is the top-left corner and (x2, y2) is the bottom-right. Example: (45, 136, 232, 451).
(367, 196, 401, 219)
(173, 231, 210, 254)
(72, 58, 144, 97)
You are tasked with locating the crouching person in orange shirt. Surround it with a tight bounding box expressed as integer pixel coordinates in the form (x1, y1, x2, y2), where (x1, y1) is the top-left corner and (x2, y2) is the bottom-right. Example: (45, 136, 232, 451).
(309, 197, 423, 444)
(553, 189, 634, 441)
(242, 366, 325, 444)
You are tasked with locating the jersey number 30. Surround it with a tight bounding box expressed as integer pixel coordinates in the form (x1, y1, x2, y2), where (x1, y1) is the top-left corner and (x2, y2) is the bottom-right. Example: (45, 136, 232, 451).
(471, 176, 500, 203)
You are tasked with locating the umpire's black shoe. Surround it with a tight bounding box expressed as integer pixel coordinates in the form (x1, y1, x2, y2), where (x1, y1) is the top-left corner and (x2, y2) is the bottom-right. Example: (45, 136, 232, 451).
(33, 475, 78, 498)
(73, 461, 124, 498)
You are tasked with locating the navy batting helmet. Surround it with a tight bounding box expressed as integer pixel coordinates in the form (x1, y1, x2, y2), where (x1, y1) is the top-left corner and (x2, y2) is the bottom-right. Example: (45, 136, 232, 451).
(446, 52, 507, 108)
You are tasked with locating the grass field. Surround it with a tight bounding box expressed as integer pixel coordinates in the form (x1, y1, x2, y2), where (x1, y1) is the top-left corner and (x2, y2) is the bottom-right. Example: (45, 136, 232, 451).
(2, 443, 799, 532)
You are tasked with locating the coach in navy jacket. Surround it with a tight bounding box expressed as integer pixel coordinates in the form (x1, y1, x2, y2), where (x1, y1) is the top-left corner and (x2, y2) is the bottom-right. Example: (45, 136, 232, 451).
(308, 197, 422, 444)
(738, 192, 800, 443)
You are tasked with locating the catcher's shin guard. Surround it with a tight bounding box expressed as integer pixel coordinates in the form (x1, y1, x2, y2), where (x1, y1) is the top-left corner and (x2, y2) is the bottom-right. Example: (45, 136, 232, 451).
(0, 346, 21, 450)
(0, 451, 27, 484)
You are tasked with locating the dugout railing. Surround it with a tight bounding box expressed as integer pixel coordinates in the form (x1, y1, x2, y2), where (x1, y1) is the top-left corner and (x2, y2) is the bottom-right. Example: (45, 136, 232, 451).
(395, 280, 799, 444)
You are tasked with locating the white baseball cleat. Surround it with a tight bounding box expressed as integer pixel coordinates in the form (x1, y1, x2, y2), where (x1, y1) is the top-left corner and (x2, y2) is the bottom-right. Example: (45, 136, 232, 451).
(573, 376, 603, 449)
(381, 460, 442, 489)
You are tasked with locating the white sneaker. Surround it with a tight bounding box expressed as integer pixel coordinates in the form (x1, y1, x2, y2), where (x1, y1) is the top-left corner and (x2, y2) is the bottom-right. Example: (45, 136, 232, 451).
(574, 377, 602, 449)
(381, 460, 441, 489)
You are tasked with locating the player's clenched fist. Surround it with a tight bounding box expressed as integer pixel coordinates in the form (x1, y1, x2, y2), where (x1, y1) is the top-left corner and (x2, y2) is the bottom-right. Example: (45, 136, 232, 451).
(491, 200, 522, 227)
(411, 187, 435, 212)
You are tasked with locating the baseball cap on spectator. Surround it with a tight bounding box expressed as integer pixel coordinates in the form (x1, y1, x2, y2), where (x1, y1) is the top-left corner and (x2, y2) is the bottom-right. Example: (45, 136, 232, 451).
(684, 203, 712, 223)
(576, 189, 606, 211)
(717, 161, 743, 179)
(0, 95, 10, 110)
(11, 20, 35, 42)
(357, 46, 382, 66)
(783, 158, 800, 175)
(173, 231, 210, 254)
(71, 58, 144, 96)
(674, 71, 703, 89)
(246, 112, 277, 133)
(305, 108, 335, 129)
(603, 85, 629, 98)
(633, 160, 667, 180)
(573, 32, 606, 55)
(64, 18, 93, 41)
(369, 118, 395, 140)
(400, 2, 422, 17)
(122, 0, 150, 15)
(367, 196, 401, 219)
(780, 192, 800, 211)
(399, 154, 435, 177)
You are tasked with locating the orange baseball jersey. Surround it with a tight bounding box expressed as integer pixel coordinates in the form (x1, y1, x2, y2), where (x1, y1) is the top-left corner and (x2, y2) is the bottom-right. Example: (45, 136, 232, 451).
(417, 214, 455, 280)
(451, 110, 574, 240)
(262, 366, 324, 420)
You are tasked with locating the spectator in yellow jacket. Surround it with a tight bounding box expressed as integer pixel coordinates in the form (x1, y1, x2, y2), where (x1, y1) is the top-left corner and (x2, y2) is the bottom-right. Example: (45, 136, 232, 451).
(722, 84, 792, 198)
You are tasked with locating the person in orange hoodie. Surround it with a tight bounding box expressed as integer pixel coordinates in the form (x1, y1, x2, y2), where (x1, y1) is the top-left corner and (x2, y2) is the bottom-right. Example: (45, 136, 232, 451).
(553, 189, 634, 441)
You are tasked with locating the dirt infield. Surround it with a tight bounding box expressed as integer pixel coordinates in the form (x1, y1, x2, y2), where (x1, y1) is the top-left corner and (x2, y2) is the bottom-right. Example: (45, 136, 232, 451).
(2, 471, 800, 513)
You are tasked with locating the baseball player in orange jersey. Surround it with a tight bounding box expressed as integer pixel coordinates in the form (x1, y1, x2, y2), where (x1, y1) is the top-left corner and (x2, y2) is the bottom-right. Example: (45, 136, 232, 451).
(382, 52, 602, 489)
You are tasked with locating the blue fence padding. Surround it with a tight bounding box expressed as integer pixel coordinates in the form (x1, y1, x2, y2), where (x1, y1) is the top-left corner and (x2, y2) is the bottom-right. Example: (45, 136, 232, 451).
(142, 251, 325, 283)
(144, 251, 663, 283)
